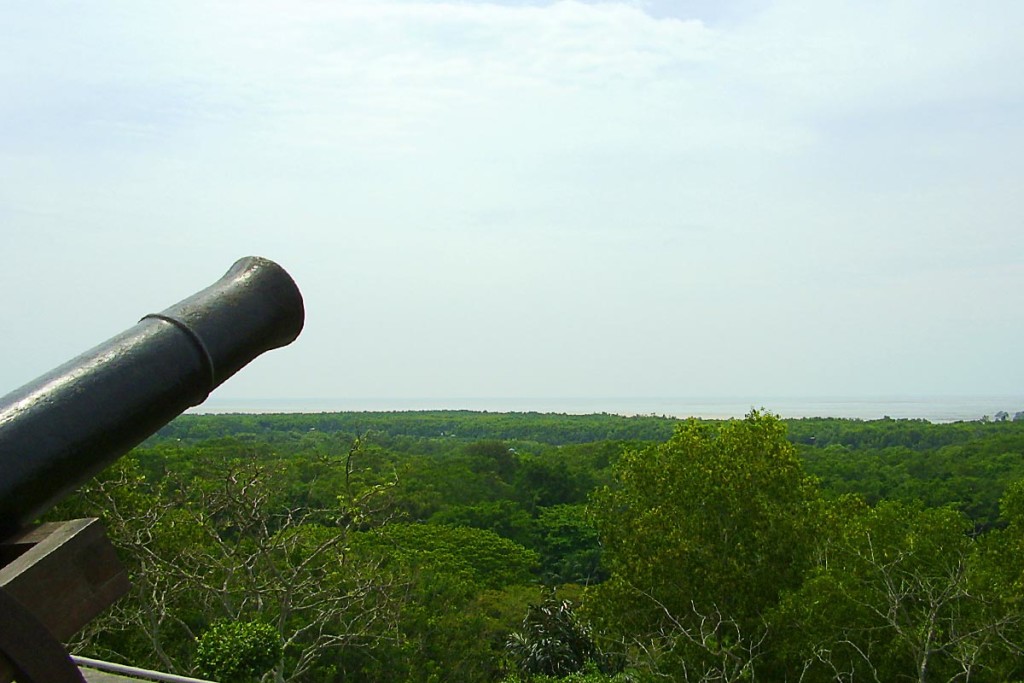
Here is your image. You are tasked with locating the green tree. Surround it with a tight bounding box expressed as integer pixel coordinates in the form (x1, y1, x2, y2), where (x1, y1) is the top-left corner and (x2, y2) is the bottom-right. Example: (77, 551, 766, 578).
(774, 500, 1015, 682)
(534, 504, 603, 585)
(195, 620, 282, 683)
(590, 410, 819, 678)
(62, 446, 402, 682)
(430, 500, 537, 549)
(505, 592, 602, 679)
(968, 480, 1024, 680)
(354, 523, 540, 681)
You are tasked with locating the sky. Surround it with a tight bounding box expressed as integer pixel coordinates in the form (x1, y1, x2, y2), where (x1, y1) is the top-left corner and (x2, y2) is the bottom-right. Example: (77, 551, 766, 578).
(1, 0, 1022, 407)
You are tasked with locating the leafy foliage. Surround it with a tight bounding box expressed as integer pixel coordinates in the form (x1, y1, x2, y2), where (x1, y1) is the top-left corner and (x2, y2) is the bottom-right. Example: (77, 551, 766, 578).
(592, 411, 819, 629)
(506, 592, 611, 680)
(48, 410, 1024, 681)
(772, 500, 1010, 681)
(154, 411, 679, 446)
(195, 620, 282, 683)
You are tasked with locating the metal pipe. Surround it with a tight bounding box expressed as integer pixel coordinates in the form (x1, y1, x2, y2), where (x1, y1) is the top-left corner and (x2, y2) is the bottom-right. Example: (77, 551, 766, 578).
(0, 256, 304, 538)
(72, 656, 215, 683)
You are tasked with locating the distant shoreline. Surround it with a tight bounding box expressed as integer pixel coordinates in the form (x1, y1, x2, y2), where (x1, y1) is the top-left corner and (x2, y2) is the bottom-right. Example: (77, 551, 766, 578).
(190, 396, 1024, 423)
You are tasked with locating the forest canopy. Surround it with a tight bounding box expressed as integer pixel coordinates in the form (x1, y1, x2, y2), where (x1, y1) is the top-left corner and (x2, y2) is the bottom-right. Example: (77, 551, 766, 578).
(52, 410, 1024, 682)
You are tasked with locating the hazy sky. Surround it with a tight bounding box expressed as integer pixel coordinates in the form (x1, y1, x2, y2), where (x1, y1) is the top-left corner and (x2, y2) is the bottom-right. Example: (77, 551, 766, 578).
(2, 0, 1022, 405)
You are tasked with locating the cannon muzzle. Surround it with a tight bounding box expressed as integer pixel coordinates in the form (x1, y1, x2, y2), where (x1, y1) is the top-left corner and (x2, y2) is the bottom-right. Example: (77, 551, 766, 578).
(0, 256, 304, 538)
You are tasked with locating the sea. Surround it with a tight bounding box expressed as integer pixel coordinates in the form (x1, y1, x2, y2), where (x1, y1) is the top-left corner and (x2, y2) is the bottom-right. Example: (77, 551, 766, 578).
(192, 396, 1024, 424)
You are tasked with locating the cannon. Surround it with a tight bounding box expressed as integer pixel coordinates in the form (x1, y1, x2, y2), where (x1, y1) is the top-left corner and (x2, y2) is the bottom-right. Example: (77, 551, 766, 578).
(0, 256, 304, 682)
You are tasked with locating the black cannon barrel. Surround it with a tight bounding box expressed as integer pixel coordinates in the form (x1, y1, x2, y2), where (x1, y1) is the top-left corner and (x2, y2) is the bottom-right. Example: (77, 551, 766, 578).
(0, 256, 304, 538)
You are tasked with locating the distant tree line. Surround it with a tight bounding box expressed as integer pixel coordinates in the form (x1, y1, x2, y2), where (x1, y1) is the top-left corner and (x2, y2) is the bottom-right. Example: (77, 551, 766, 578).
(50, 410, 1024, 681)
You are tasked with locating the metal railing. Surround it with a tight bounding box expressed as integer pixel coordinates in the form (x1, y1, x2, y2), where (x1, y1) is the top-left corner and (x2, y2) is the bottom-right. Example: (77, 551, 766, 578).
(73, 656, 215, 683)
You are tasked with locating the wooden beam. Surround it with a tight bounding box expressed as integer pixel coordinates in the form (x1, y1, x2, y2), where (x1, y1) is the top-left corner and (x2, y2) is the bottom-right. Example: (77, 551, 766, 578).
(0, 519, 129, 683)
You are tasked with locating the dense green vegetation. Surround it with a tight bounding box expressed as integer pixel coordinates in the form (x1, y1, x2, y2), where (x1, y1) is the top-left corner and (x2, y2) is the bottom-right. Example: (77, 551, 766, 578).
(153, 411, 680, 446)
(53, 410, 1024, 681)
